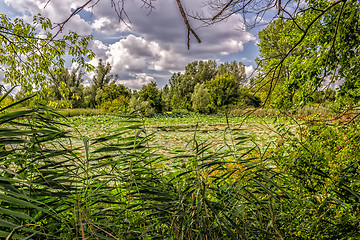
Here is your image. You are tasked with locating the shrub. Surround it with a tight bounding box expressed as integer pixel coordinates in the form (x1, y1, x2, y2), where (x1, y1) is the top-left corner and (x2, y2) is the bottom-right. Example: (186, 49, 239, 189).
(269, 120, 360, 239)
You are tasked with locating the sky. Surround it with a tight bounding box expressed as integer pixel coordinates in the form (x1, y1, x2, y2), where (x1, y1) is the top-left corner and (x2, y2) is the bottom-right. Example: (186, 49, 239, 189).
(0, 0, 262, 90)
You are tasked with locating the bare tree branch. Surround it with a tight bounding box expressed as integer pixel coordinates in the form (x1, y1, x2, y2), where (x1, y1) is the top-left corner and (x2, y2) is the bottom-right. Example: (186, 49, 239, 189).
(175, 0, 201, 49)
(278, 0, 282, 15)
(45, 0, 155, 39)
(50, 0, 96, 40)
(212, 0, 235, 21)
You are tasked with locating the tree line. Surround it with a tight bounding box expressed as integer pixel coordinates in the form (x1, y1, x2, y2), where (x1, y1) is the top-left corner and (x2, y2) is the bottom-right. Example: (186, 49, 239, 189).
(2, 57, 339, 116)
(1, 60, 253, 115)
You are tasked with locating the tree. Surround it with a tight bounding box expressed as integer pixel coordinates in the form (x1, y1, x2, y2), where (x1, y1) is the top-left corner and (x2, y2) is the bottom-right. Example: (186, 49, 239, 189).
(8, 0, 359, 111)
(129, 89, 156, 117)
(47, 67, 85, 108)
(41, 1, 359, 111)
(335, 66, 360, 110)
(169, 60, 219, 111)
(253, 1, 360, 110)
(218, 61, 246, 86)
(169, 72, 192, 111)
(254, 16, 302, 108)
(96, 83, 130, 112)
(206, 74, 239, 109)
(93, 59, 113, 91)
(191, 83, 211, 113)
(13, 67, 85, 108)
(168, 60, 247, 111)
(86, 59, 115, 108)
(160, 84, 171, 112)
(0, 14, 94, 91)
(309, 89, 336, 104)
(139, 80, 162, 113)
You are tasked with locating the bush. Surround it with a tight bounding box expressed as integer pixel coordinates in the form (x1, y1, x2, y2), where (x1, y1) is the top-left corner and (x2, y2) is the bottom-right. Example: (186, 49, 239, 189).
(269, 120, 360, 239)
(98, 95, 129, 113)
(237, 87, 262, 107)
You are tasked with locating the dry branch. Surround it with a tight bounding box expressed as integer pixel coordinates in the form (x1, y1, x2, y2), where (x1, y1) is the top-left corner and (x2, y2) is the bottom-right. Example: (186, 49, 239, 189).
(175, 0, 202, 49)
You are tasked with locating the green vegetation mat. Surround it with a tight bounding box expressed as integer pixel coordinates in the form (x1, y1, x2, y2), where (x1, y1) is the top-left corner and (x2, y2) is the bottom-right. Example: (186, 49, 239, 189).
(60, 114, 292, 154)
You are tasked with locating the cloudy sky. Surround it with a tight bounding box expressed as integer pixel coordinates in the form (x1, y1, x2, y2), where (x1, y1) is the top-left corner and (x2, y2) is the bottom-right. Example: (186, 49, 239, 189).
(0, 0, 261, 89)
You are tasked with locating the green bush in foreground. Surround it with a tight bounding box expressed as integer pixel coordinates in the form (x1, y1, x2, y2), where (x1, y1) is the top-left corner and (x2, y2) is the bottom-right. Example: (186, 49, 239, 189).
(270, 119, 360, 239)
(1, 90, 359, 239)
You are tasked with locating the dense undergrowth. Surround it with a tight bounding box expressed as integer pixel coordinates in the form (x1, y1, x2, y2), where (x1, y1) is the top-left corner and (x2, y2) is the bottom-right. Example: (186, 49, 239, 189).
(0, 90, 359, 239)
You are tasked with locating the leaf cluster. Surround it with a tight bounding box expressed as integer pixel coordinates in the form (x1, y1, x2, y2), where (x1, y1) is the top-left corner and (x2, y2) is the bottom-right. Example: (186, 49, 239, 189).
(0, 14, 94, 91)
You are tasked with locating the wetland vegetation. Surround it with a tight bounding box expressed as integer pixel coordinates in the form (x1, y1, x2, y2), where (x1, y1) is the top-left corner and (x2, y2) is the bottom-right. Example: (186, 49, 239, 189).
(1, 0, 360, 239)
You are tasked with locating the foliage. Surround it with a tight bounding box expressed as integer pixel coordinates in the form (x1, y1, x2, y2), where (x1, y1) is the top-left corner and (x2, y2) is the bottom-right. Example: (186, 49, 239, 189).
(0, 14, 94, 91)
(335, 65, 360, 111)
(0, 89, 151, 239)
(255, 1, 360, 110)
(129, 94, 155, 117)
(127, 81, 162, 117)
(169, 60, 246, 111)
(138, 80, 162, 113)
(2, 4, 360, 238)
(218, 61, 246, 85)
(269, 119, 360, 239)
(86, 59, 115, 108)
(13, 67, 85, 109)
(160, 84, 171, 112)
(254, 16, 302, 108)
(56, 108, 107, 117)
(100, 94, 130, 112)
(206, 74, 239, 108)
(11, 57, 254, 114)
(310, 89, 336, 104)
(47, 67, 85, 108)
(96, 83, 130, 112)
(237, 87, 262, 108)
(0, 94, 14, 109)
(1, 91, 360, 239)
(191, 83, 211, 113)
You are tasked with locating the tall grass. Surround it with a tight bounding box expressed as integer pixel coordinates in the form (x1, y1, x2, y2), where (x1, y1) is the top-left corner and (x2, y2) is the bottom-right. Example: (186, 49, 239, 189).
(1, 89, 359, 239)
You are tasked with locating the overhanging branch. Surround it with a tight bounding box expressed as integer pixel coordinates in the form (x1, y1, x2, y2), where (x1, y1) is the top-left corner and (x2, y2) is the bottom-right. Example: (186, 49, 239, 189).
(175, 0, 201, 49)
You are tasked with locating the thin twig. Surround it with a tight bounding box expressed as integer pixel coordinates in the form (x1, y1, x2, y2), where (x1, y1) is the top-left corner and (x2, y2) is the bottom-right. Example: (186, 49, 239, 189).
(212, 0, 235, 21)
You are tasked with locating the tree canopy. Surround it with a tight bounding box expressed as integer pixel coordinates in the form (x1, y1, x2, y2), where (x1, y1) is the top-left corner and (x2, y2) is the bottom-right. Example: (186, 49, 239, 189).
(0, 14, 94, 91)
(253, 0, 360, 110)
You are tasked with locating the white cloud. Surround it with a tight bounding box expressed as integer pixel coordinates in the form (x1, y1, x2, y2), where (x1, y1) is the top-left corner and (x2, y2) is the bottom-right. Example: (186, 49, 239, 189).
(79, 0, 256, 58)
(106, 35, 157, 72)
(89, 40, 109, 59)
(5, 0, 92, 36)
(103, 34, 189, 73)
(245, 65, 255, 78)
(153, 50, 188, 72)
(118, 73, 155, 89)
(92, 17, 130, 34)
